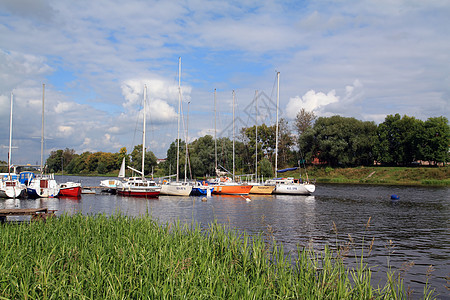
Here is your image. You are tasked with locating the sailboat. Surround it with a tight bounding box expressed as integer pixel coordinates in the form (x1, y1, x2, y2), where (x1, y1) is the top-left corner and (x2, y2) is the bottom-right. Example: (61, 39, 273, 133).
(211, 90, 252, 195)
(99, 157, 125, 193)
(265, 72, 315, 195)
(160, 57, 192, 196)
(117, 85, 161, 197)
(249, 90, 275, 194)
(27, 84, 60, 198)
(0, 92, 27, 199)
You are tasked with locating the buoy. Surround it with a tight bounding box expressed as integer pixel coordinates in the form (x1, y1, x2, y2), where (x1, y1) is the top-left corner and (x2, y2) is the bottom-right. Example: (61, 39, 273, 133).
(391, 194, 399, 200)
(202, 197, 207, 202)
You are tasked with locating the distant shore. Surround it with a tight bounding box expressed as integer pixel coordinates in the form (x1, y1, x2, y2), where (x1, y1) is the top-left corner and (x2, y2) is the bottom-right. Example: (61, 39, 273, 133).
(58, 166, 450, 186)
(308, 166, 450, 186)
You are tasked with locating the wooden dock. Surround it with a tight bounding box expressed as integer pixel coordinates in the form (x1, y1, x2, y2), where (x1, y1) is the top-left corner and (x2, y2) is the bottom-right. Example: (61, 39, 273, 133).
(0, 208, 56, 223)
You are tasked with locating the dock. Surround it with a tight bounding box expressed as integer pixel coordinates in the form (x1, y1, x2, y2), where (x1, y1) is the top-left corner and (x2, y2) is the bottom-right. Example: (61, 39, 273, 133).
(0, 208, 57, 223)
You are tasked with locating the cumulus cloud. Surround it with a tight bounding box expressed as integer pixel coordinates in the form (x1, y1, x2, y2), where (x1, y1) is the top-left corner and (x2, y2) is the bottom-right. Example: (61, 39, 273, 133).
(285, 80, 365, 119)
(285, 90, 339, 119)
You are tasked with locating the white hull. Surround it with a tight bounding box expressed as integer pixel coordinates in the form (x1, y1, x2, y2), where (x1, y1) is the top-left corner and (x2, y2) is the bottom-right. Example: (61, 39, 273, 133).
(0, 180, 26, 198)
(27, 175, 60, 198)
(273, 183, 315, 195)
(160, 183, 192, 196)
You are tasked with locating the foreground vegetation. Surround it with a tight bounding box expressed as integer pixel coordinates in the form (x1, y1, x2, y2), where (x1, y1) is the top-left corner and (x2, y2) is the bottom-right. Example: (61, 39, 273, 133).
(0, 214, 435, 299)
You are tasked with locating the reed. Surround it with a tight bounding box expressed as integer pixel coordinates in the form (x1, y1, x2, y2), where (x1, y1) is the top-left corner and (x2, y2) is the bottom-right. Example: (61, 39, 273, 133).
(0, 214, 435, 299)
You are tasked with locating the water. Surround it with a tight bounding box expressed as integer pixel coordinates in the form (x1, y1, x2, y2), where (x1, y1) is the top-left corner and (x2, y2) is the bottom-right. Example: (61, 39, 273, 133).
(1, 175, 449, 299)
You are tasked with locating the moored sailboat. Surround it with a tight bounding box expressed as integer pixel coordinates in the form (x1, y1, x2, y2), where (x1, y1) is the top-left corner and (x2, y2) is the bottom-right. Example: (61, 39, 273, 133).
(210, 90, 252, 196)
(160, 58, 192, 196)
(100, 157, 126, 193)
(27, 84, 60, 198)
(0, 92, 26, 199)
(117, 85, 161, 198)
(265, 72, 315, 196)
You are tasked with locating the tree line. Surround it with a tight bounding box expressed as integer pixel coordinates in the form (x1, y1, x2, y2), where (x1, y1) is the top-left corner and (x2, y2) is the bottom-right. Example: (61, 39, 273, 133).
(42, 112, 449, 178)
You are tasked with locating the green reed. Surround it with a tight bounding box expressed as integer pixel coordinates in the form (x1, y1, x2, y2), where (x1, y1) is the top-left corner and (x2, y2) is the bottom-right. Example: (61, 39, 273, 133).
(0, 214, 435, 299)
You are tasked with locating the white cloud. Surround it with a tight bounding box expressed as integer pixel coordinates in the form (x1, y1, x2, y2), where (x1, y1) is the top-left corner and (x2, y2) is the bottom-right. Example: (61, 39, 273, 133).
(285, 90, 339, 119)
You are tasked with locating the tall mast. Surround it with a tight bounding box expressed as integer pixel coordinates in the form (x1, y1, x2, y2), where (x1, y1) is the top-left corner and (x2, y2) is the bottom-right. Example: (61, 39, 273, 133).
(214, 88, 217, 171)
(184, 101, 190, 182)
(142, 84, 147, 178)
(8, 92, 13, 176)
(41, 83, 45, 174)
(176, 57, 181, 182)
(255, 90, 258, 180)
(274, 72, 280, 178)
(232, 90, 235, 181)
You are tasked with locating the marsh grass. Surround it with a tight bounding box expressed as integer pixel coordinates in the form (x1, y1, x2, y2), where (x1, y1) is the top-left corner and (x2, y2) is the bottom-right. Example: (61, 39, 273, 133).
(0, 214, 436, 299)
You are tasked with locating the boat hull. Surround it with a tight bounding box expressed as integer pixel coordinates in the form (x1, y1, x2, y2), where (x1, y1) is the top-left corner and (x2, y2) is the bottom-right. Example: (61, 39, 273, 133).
(160, 184, 192, 196)
(59, 186, 82, 197)
(249, 185, 275, 194)
(212, 185, 253, 195)
(117, 189, 160, 197)
(273, 183, 315, 195)
(0, 185, 27, 199)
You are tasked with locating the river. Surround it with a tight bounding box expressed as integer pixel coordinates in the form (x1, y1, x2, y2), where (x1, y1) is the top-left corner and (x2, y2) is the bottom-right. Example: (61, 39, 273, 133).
(1, 175, 449, 299)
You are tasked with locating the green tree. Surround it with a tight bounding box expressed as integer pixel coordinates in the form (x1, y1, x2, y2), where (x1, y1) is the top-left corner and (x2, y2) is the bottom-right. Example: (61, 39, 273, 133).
(419, 116, 450, 164)
(300, 115, 377, 167)
(295, 108, 316, 137)
(375, 114, 423, 165)
(130, 144, 157, 176)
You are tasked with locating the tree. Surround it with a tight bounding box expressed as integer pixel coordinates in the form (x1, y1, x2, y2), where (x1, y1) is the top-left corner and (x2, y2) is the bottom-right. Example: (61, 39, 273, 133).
(46, 148, 77, 173)
(419, 116, 450, 164)
(295, 108, 316, 137)
(300, 115, 377, 167)
(375, 114, 423, 165)
(130, 144, 157, 176)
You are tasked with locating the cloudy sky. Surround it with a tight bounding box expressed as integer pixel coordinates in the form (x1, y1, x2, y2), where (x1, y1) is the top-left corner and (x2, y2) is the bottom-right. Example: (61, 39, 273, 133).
(1, 0, 449, 165)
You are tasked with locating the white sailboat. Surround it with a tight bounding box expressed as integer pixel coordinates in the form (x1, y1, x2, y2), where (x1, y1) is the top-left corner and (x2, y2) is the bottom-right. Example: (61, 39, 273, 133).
(249, 90, 275, 194)
(117, 85, 161, 197)
(265, 72, 315, 195)
(99, 157, 125, 193)
(27, 84, 60, 198)
(160, 57, 192, 196)
(0, 92, 27, 199)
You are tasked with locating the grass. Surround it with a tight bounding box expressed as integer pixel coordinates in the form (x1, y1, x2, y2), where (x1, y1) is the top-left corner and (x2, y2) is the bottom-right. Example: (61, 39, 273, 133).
(0, 214, 436, 299)
(289, 166, 450, 186)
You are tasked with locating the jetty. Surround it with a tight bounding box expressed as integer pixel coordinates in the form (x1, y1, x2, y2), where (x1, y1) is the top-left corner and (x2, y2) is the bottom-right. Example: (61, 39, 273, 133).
(0, 208, 56, 223)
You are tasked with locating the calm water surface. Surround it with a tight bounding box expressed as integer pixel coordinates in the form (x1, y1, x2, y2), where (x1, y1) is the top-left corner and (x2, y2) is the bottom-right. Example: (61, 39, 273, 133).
(1, 175, 448, 299)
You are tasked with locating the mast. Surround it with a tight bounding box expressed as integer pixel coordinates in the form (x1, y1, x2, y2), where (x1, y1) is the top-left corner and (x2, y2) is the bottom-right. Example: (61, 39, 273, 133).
(255, 90, 258, 181)
(184, 101, 190, 182)
(41, 84, 45, 174)
(232, 90, 235, 181)
(142, 84, 147, 178)
(176, 57, 181, 182)
(8, 92, 13, 177)
(214, 88, 217, 171)
(274, 72, 280, 178)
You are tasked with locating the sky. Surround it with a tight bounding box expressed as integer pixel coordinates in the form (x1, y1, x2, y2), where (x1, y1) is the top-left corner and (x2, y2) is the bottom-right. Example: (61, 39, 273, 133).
(1, 0, 449, 165)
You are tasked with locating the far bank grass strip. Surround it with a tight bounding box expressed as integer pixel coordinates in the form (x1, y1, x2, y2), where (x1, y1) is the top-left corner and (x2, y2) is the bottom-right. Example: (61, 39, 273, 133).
(0, 214, 435, 299)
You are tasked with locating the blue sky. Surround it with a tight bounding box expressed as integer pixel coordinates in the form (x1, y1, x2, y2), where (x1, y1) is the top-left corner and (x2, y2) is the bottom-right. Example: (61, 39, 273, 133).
(0, 0, 449, 164)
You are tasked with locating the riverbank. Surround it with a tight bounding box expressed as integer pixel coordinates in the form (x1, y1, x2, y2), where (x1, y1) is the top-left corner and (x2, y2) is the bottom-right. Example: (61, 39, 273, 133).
(0, 214, 434, 299)
(58, 166, 450, 186)
(303, 166, 450, 186)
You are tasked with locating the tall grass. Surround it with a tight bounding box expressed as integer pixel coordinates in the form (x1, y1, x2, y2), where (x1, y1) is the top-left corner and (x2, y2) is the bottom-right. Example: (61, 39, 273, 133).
(0, 214, 435, 299)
